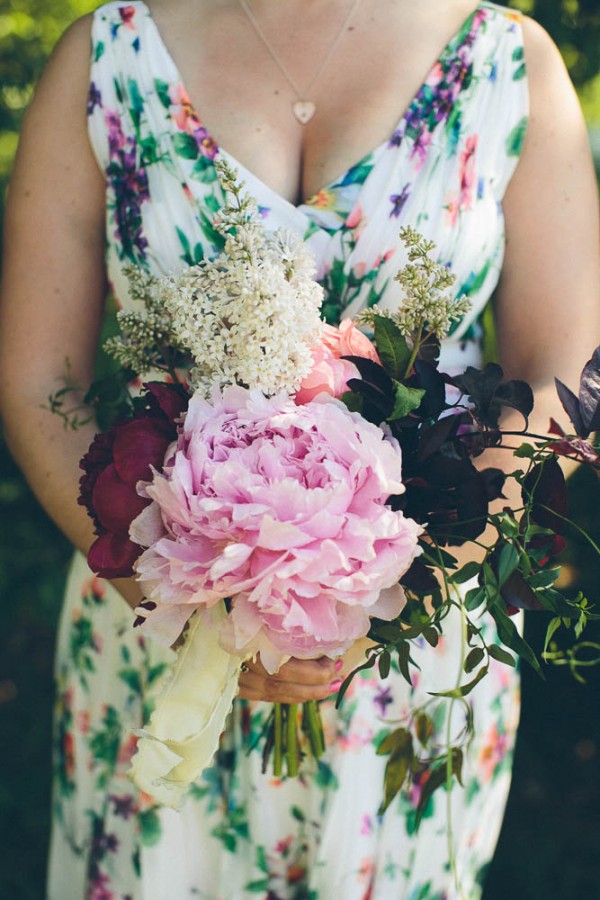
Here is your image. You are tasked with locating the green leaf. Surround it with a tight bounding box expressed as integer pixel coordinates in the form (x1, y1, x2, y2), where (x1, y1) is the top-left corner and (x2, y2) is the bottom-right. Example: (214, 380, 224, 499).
(506, 116, 528, 157)
(415, 712, 434, 747)
(335, 655, 376, 707)
(415, 749, 463, 829)
(397, 641, 413, 685)
(544, 617, 563, 655)
(423, 627, 439, 648)
(497, 543, 519, 587)
(487, 644, 516, 667)
(154, 78, 172, 109)
(464, 647, 485, 673)
(377, 727, 413, 757)
(191, 155, 218, 182)
(373, 316, 412, 380)
(378, 650, 391, 679)
(378, 729, 414, 814)
(451, 561, 481, 585)
(172, 132, 199, 159)
(514, 442, 536, 458)
(139, 809, 162, 847)
(341, 390, 364, 414)
(490, 604, 542, 675)
(464, 586, 486, 612)
(244, 880, 270, 893)
(431, 663, 489, 698)
(389, 382, 425, 420)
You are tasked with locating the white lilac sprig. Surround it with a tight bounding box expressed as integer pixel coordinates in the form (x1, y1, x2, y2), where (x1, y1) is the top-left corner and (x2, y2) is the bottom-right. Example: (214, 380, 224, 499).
(104, 267, 190, 380)
(153, 159, 324, 395)
(358, 226, 472, 375)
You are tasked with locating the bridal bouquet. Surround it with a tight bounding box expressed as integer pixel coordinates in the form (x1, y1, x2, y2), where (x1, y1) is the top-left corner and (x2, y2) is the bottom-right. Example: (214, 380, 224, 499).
(68, 160, 600, 815)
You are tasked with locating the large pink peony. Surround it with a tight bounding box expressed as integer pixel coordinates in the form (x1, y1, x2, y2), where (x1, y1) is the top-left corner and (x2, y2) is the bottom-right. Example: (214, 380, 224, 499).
(295, 318, 381, 405)
(132, 386, 422, 672)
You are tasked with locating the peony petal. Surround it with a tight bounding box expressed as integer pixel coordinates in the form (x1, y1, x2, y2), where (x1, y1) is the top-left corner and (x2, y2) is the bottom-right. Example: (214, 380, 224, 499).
(87, 531, 141, 579)
(92, 464, 149, 534)
(113, 417, 174, 485)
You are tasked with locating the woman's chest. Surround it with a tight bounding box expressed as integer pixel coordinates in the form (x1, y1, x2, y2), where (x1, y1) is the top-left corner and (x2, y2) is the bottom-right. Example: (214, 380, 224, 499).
(145, 0, 483, 204)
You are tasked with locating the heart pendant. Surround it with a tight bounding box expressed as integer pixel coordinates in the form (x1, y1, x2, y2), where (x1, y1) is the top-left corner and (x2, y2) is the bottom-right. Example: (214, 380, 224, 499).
(292, 100, 316, 125)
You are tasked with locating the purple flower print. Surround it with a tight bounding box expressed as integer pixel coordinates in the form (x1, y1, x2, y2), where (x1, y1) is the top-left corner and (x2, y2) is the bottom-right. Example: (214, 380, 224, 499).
(104, 110, 150, 262)
(390, 183, 411, 218)
(87, 82, 102, 116)
(374, 684, 394, 716)
(109, 793, 137, 820)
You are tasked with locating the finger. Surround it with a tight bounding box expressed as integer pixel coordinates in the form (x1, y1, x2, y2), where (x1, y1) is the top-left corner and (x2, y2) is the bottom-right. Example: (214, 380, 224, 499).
(247, 655, 339, 685)
(237, 671, 340, 704)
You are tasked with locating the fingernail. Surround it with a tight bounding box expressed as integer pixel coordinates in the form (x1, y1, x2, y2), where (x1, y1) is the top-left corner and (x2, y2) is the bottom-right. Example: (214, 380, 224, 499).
(329, 678, 343, 692)
(334, 658, 343, 672)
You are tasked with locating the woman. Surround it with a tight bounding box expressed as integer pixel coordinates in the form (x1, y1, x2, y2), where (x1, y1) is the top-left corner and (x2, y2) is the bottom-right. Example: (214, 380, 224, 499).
(1, 0, 598, 897)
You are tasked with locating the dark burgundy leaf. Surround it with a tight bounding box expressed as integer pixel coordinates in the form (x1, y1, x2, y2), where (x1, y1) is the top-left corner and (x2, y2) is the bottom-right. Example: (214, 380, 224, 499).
(343, 356, 394, 395)
(450, 363, 504, 427)
(555, 377, 586, 437)
(579, 346, 600, 434)
(87, 531, 142, 579)
(500, 570, 545, 612)
(400, 559, 440, 593)
(416, 335, 441, 365)
(494, 378, 534, 422)
(522, 457, 568, 533)
(346, 378, 394, 420)
(413, 359, 446, 418)
(480, 467, 506, 501)
(418, 415, 461, 460)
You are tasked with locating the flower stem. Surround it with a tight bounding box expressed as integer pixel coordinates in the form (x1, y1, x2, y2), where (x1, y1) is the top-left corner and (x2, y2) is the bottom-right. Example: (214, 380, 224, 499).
(286, 703, 299, 776)
(273, 703, 283, 777)
(304, 700, 326, 758)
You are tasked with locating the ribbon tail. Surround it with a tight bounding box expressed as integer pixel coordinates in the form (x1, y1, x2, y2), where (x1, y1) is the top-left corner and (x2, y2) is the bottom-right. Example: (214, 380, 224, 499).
(128, 603, 242, 808)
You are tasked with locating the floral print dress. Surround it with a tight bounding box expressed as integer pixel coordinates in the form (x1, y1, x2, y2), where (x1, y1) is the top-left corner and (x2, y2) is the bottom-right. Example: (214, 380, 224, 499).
(49, 3, 529, 898)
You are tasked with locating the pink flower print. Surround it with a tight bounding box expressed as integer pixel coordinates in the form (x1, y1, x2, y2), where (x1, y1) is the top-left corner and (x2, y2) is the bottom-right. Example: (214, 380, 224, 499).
(89, 872, 114, 900)
(344, 203, 366, 237)
(63, 731, 75, 780)
(427, 61, 445, 88)
(360, 813, 374, 835)
(445, 196, 460, 228)
(169, 83, 198, 133)
(459, 135, 478, 209)
(358, 857, 375, 885)
(275, 836, 293, 856)
(119, 5, 137, 30)
(76, 711, 90, 735)
(353, 260, 367, 279)
(479, 723, 509, 782)
(410, 128, 432, 167)
(118, 734, 139, 767)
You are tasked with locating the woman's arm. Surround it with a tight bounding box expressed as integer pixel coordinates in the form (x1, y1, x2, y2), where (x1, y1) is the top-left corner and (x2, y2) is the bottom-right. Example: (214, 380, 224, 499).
(496, 17, 600, 417)
(0, 16, 110, 562)
(0, 16, 337, 698)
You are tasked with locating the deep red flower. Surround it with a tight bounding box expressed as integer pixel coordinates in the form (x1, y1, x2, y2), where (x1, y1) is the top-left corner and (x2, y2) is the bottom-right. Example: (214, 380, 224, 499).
(79, 383, 188, 579)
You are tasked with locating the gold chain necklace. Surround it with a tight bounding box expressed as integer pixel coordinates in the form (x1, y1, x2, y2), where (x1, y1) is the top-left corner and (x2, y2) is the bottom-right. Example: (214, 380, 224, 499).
(238, 0, 362, 125)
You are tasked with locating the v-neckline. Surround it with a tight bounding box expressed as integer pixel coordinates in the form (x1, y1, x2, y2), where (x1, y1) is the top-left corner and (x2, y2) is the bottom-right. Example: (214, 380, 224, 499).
(133, 0, 487, 210)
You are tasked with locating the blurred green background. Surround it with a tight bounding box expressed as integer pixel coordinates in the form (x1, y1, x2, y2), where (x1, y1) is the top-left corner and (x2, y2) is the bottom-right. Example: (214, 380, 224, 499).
(0, 1, 599, 897)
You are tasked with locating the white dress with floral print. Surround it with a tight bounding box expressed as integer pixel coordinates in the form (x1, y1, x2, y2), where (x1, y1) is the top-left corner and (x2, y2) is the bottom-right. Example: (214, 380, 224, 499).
(48, 3, 528, 898)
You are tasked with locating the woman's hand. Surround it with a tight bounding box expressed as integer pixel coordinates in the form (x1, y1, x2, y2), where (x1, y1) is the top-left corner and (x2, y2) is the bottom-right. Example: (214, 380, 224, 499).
(237, 655, 343, 703)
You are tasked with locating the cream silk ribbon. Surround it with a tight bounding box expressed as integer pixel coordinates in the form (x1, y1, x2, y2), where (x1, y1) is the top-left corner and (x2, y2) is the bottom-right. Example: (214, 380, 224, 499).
(128, 602, 243, 808)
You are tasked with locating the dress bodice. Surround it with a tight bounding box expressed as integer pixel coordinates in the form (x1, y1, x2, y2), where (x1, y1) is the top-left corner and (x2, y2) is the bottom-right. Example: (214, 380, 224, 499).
(87, 1, 528, 373)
